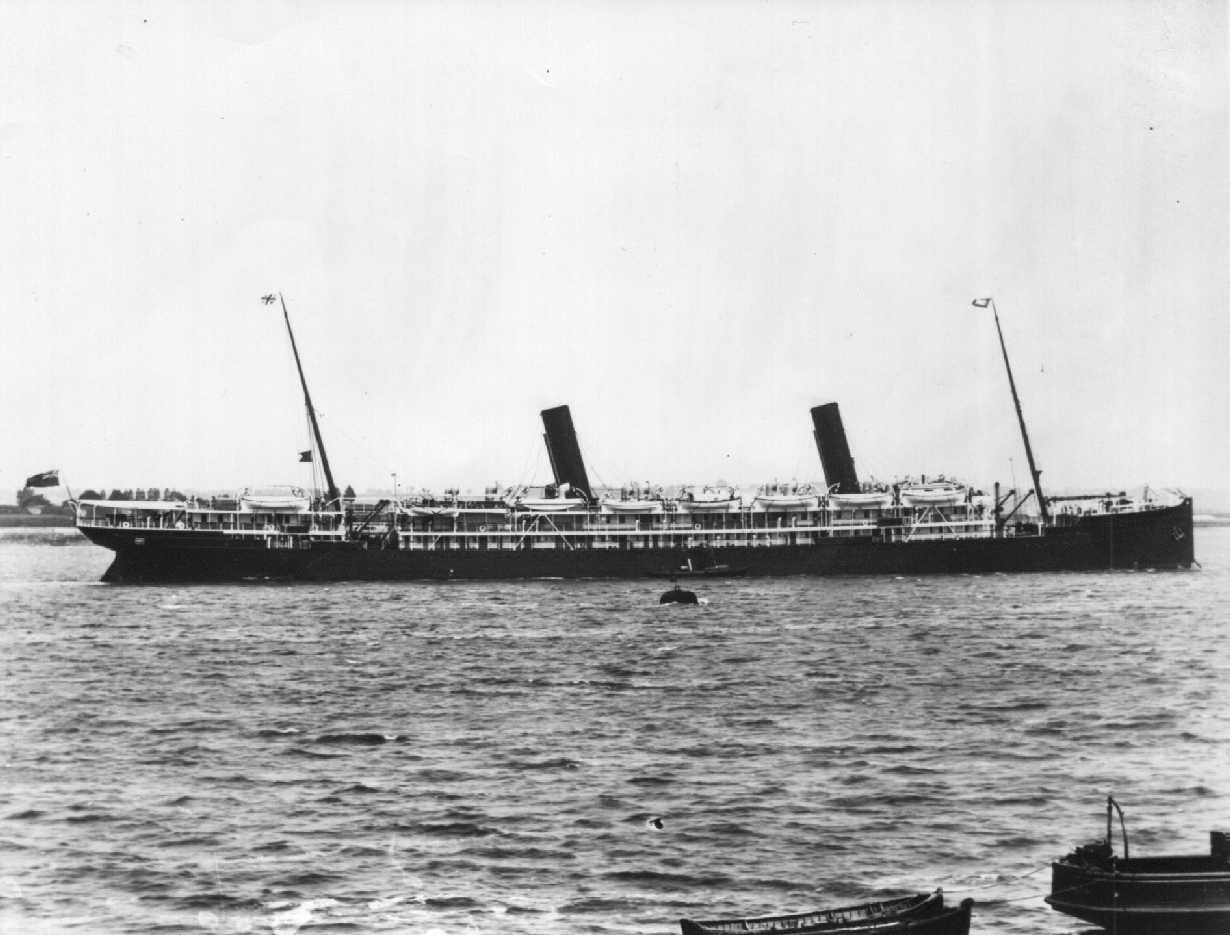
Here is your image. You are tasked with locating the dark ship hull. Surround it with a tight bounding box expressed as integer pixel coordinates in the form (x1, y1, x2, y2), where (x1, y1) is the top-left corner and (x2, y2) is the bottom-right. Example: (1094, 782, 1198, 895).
(1049, 854, 1230, 935)
(1047, 803, 1230, 935)
(84, 498, 1193, 583)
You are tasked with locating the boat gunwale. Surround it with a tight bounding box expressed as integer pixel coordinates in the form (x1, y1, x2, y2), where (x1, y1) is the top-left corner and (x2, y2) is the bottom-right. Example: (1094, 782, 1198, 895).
(1045, 898, 1230, 914)
(679, 891, 940, 934)
(1051, 861, 1230, 882)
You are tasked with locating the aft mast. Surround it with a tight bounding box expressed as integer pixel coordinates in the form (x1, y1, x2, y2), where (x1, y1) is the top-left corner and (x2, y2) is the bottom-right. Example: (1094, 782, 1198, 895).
(275, 293, 341, 509)
(978, 297, 1050, 526)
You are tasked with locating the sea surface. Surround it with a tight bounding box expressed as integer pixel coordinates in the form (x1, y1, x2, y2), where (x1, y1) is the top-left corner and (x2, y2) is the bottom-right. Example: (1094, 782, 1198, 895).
(1, 526, 1228, 935)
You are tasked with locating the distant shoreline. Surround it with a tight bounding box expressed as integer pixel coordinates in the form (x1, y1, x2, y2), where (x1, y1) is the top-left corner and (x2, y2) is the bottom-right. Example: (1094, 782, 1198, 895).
(0, 514, 75, 528)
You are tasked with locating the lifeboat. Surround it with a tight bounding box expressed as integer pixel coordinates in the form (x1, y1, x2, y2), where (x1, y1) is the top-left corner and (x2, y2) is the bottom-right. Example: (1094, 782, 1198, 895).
(753, 483, 817, 509)
(239, 486, 310, 512)
(900, 483, 965, 507)
(681, 490, 741, 512)
(754, 494, 818, 508)
(407, 505, 459, 518)
(828, 491, 892, 509)
(508, 497, 585, 512)
(602, 499, 665, 513)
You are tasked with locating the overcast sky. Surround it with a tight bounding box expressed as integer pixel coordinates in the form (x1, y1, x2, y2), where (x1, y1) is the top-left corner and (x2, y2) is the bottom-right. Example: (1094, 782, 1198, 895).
(3, 0, 1226, 500)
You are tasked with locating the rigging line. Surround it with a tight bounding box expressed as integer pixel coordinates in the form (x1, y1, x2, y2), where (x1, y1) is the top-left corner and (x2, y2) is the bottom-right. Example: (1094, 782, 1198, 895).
(580, 433, 614, 495)
(311, 411, 390, 489)
(974, 891, 1053, 904)
(528, 447, 546, 487)
(512, 432, 541, 491)
(966, 874, 1117, 905)
(928, 863, 1051, 892)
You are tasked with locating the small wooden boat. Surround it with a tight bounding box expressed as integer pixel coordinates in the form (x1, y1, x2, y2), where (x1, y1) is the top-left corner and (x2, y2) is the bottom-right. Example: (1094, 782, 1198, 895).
(899, 483, 965, 507)
(681, 498, 741, 512)
(407, 505, 459, 518)
(648, 563, 745, 579)
(754, 483, 818, 509)
(1046, 796, 1230, 934)
(754, 493, 819, 509)
(506, 497, 585, 512)
(828, 491, 892, 509)
(680, 891, 971, 935)
(239, 486, 310, 512)
(602, 498, 665, 513)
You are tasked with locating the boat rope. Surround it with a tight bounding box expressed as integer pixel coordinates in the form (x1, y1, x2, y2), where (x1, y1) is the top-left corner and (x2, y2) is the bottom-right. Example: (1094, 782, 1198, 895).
(976, 889, 1055, 904)
(942, 871, 1120, 907)
(932, 861, 1049, 893)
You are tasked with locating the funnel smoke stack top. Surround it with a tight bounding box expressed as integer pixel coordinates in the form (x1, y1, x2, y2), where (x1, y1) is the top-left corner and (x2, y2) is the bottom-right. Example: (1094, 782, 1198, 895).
(541, 405, 593, 500)
(811, 402, 860, 494)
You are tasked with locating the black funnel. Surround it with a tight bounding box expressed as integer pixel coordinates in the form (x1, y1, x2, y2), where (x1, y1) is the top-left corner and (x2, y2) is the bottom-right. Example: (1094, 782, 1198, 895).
(811, 402, 860, 494)
(541, 405, 593, 500)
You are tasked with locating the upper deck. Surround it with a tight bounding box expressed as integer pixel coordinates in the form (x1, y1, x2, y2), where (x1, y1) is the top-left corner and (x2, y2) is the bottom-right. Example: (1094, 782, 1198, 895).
(74, 486, 1176, 554)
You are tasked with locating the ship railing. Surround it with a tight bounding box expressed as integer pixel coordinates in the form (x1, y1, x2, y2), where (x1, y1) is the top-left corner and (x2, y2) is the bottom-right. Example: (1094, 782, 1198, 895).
(76, 502, 346, 535)
(76, 505, 997, 543)
(901, 519, 997, 542)
(390, 519, 999, 550)
(76, 501, 187, 530)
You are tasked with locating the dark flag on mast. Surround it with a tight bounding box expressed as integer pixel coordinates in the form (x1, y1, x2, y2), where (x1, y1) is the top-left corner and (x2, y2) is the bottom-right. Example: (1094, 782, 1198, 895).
(261, 294, 277, 305)
(972, 297, 992, 308)
(299, 450, 313, 462)
(25, 470, 60, 487)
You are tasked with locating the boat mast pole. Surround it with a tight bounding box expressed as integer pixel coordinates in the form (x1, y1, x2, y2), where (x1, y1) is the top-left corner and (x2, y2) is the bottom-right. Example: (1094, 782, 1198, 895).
(987, 298, 1050, 526)
(279, 294, 340, 509)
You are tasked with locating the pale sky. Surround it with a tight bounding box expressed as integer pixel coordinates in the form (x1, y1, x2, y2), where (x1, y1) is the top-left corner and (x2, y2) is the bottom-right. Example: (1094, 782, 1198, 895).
(3, 0, 1227, 500)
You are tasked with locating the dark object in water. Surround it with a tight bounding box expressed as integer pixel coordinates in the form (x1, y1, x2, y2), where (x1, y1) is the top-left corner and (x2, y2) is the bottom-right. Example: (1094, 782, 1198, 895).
(660, 586, 698, 605)
(679, 890, 972, 935)
(1046, 796, 1230, 934)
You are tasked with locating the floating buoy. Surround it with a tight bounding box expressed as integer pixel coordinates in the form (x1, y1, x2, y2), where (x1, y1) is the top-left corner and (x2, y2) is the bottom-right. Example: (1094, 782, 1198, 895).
(659, 586, 698, 605)
(647, 816, 665, 830)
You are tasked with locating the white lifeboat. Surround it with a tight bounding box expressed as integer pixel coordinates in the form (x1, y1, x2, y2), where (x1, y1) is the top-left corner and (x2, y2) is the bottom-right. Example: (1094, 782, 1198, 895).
(408, 505, 459, 518)
(508, 497, 585, 513)
(601, 499, 664, 514)
(754, 484, 818, 509)
(239, 486, 310, 512)
(900, 482, 966, 508)
(681, 488, 741, 512)
(828, 491, 892, 509)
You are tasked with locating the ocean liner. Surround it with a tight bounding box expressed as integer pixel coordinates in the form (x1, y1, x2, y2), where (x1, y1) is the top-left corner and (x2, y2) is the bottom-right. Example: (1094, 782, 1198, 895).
(76, 297, 1194, 583)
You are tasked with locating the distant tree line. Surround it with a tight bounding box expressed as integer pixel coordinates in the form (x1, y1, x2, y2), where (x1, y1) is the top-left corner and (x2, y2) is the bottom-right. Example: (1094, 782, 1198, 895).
(11, 487, 188, 508)
(78, 488, 188, 502)
(8, 485, 345, 513)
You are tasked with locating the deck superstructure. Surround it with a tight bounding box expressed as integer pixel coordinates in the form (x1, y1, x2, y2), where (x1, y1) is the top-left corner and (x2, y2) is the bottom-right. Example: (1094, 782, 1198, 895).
(76, 480, 1193, 582)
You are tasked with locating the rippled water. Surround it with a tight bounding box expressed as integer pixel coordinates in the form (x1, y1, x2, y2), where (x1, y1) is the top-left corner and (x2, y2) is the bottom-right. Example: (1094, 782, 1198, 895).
(1, 527, 1228, 935)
